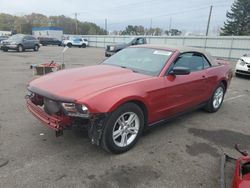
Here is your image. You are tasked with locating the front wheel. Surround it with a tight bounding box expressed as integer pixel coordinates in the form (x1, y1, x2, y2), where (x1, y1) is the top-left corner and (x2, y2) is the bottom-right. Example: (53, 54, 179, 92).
(235, 72, 241, 77)
(101, 103, 144, 154)
(203, 83, 225, 113)
(67, 43, 72, 47)
(81, 43, 86, 48)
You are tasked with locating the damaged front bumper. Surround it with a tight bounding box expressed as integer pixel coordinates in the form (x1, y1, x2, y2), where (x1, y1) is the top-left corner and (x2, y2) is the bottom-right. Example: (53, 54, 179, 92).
(26, 98, 72, 132)
(26, 98, 109, 145)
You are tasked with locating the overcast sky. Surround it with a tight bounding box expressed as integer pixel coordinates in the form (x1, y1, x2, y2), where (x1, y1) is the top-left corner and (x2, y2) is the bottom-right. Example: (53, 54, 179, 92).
(0, 0, 234, 34)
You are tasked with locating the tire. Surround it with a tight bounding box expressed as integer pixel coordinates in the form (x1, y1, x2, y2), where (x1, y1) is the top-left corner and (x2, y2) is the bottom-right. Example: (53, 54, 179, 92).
(235, 73, 240, 77)
(203, 83, 225, 113)
(17, 44, 24, 52)
(67, 43, 72, 47)
(34, 45, 39, 51)
(101, 103, 144, 154)
(3, 48, 8, 52)
(81, 43, 86, 48)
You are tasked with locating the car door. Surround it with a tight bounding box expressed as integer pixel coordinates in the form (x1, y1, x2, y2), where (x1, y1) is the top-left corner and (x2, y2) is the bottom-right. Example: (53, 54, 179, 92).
(24, 36, 35, 49)
(161, 52, 209, 116)
(29, 36, 37, 48)
(22, 36, 30, 48)
(73, 38, 81, 46)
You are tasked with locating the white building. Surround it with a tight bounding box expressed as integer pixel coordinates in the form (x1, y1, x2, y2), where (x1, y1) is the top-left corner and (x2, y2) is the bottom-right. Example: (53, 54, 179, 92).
(0, 30, 11, 36)
(32, 27, 63, 40)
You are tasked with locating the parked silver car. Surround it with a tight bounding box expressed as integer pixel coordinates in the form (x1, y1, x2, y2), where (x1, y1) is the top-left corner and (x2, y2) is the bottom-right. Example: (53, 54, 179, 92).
(0, 34, 40, 52)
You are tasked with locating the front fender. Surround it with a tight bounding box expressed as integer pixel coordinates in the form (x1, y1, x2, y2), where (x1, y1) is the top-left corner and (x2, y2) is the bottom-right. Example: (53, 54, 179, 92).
(108, 95, 149, 112)
(79, 87, 150, 114)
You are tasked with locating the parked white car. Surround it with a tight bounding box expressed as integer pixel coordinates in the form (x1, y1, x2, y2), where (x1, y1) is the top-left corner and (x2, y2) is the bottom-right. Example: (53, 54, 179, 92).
(235, 53, 250, 76)
(62, 37, 88, 48)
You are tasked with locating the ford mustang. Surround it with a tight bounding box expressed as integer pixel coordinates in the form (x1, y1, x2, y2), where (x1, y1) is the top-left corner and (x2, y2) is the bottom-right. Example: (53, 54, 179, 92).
(26, 44, 233, 153)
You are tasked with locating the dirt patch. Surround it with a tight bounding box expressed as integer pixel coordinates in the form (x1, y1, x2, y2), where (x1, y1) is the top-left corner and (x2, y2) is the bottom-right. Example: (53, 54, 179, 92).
(186, 142, 219, 157)
(188, 128, 250, 150)
(89, 165, 161, 188)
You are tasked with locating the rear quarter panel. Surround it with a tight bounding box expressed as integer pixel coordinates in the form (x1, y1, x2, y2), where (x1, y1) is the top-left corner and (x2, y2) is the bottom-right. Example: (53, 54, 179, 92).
(205, 61, 233, 97)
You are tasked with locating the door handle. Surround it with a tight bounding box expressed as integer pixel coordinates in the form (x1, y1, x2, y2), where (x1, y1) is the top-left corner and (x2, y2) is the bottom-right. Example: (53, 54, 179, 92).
(202, 75, 206, 78)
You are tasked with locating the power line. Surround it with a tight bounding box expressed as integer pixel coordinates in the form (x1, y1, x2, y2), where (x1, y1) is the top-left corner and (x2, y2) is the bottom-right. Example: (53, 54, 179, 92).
(107, 3, 231, 27)
(93, 0, 161, 11)
(108, 5, 210, 26)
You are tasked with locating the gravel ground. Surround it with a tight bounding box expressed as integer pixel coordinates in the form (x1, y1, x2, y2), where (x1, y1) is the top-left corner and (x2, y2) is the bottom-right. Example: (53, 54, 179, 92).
(0, 46, 249, 188)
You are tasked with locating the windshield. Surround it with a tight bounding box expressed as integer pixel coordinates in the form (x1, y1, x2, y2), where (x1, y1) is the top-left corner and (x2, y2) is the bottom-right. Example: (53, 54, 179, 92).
(8, 34, 23, 41)
(126, 38, 135, 44)
(103, 47, 173, 76)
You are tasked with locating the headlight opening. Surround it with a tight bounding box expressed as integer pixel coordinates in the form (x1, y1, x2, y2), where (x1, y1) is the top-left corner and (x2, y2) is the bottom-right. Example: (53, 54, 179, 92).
(61, 102, 90, 118)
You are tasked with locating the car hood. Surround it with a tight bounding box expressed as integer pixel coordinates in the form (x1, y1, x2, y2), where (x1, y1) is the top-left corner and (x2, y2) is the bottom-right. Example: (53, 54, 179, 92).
(108, 43, 128, 49)
(28, 64, 150, 101)
(241, 57, 250, 63)
(3, 39, 22, 43)
(62, 40, 70, 43)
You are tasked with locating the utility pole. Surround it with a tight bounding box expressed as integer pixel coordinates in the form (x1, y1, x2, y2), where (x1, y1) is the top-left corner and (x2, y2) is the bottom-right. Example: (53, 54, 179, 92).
(150, 18, 153, 35)
(105, 18, 108, 35)
(19, 24, 22, 34)
(206, 5, 213, 36)
(169, 17, 172, 31)
(74, 12, 78, 35)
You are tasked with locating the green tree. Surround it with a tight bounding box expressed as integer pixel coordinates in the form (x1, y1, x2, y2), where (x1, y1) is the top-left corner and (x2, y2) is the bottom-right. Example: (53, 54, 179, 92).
(0, 13, 106, 35)
(169, 29, 181, 36)
(0, 13, 15, 31)
(220, 0, 250, 36)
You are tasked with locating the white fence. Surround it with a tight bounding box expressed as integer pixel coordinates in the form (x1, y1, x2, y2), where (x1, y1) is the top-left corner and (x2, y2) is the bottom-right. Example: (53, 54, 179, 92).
(65, 35, 250, 59)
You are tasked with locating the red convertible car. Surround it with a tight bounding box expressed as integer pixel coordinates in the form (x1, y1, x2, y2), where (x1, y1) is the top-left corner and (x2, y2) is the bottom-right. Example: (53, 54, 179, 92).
(26, 44, 233, 153)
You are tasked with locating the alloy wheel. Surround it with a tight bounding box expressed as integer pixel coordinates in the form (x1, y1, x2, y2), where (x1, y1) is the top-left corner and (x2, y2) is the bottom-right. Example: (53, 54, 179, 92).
(112, 112, 140, 147)
(213, 86, 224, 109)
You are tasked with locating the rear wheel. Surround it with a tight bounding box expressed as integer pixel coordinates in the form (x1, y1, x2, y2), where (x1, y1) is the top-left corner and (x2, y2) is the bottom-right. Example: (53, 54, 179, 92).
(101, 103, 144, 154)
(17, 44, 23, 52)
(203, 83, 225, 113)
(34, 45, 39, 51)
(3, 48, 8, 52)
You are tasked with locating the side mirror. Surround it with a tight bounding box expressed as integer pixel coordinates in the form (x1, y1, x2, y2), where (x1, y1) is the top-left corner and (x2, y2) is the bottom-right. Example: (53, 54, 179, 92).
(170, 67, 190, 75)
(243, 53, 247, 57)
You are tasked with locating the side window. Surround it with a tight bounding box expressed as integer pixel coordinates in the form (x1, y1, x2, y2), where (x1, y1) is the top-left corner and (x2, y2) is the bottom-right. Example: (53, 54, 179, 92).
(25, 36, 35, 40)
(203, 57, 211, 69)
(173, 53, 206, 72)
(23, 36, 29, 40)
(137, 38, 144, 44)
